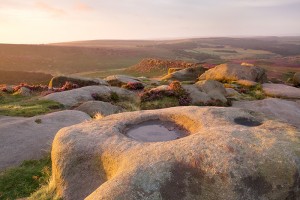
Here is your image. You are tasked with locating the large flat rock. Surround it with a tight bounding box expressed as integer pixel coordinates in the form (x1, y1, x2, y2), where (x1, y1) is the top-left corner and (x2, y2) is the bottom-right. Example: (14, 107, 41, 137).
(262, 83, 300, 99)
(0, 110, 90, 170)
(232, 98, 300, 128)
(34, 107, 300, 200)
(42, 86, 135, 107)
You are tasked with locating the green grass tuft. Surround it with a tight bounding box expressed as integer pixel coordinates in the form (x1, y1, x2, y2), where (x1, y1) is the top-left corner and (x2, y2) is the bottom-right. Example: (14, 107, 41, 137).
(140, 96, 179, 110)
(0, 94, 63, 117)
(0, 156, 51, 200)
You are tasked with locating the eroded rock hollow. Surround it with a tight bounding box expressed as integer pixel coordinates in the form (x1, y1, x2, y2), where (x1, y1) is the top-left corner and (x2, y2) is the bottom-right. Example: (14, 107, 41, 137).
(48, 107, 299, 200)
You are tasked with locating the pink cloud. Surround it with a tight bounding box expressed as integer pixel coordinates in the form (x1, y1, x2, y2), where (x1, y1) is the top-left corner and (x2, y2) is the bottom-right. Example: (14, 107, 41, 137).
(73, 1, 93, 11)
(35, 1, 66, 16)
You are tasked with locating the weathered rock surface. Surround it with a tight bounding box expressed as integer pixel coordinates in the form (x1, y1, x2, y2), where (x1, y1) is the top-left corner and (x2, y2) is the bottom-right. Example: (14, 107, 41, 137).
(49, 76, 108, 88)
(293, 72, 300, 86)
(195, 80, 227, 96)
(232, 98, 300, 128)
(161, 66, 206, 81)
(225, 88, 241, 98)
(183, 80, 228, 105)
(0, 110, 90, 170)
(199, 63, 267, 83)
(262, 83, 300, 99)
(182, 85, 211, 104)
(75, 101, 123, 117)
(46, 107, 300, 200)
(104, 75, 142, 87)
(42, 86, 135, 107)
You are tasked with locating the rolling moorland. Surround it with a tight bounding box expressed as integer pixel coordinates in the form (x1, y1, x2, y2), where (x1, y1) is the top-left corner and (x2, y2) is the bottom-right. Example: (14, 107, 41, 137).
(0, 37, 300, 199)
(1, 36, 300, 84)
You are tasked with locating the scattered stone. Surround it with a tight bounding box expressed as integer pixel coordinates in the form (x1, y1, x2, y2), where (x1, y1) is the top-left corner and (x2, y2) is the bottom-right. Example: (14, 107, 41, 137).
(293, 72, 300, 86)
(262, 83, 300, 99)
(75, 101, 123, 117)
(49, 76, 108, 88)
(1, 85, 14, 93)
(42, 86, 135, 107)
(161, 66, 206, 81)
(225, 88, 240, 97)
(195, 80, 227, 96)
(15, 87, 31, 96)
(104, 75, 142, 87)
(232, 98, 300, 128)
(182, 85, 211, 105)
(0, 110, 90, 170)
(199, 63, 267, 83)
(46, 107, 300, 200)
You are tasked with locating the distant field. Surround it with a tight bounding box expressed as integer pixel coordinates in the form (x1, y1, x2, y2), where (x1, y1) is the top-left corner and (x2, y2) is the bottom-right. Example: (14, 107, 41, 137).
(0, 70, 52, 85)
(0, 37, 299, 83)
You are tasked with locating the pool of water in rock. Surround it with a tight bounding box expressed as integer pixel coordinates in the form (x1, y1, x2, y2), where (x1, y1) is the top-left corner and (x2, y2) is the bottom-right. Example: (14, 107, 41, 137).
(234, 117, 262, 127)
(124, 120, 189, 142)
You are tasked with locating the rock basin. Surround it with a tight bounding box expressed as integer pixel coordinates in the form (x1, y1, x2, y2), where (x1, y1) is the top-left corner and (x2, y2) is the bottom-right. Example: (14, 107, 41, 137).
(42, 106, 300, 200)
(124, 120, 189, 142)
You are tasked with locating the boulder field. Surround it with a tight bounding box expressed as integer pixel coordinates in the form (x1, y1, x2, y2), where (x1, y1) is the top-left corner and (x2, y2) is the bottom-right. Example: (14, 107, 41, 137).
(40, 107, 299, 200)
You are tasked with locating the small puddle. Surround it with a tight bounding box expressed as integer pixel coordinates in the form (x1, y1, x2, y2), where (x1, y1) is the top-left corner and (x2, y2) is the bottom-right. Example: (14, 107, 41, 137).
(234, 117, 262, 127)
(124, 120, 189, 142)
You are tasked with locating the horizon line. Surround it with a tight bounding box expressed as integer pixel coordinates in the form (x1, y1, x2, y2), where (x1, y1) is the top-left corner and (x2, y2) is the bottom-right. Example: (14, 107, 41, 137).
(1, 35, 300, 45)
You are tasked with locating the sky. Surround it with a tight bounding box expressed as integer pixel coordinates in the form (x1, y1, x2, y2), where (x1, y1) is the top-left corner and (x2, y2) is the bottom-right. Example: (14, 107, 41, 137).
(0, 0, 299, 44)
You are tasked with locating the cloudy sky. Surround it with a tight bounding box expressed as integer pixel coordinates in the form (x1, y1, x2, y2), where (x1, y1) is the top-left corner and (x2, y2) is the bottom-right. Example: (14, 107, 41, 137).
(0, 0, 299, 44)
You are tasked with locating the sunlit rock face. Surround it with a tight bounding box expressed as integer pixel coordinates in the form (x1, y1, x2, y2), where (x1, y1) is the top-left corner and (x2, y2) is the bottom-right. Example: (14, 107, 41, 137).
(48, 107, 299, 200)
(199, 63, 267, 83)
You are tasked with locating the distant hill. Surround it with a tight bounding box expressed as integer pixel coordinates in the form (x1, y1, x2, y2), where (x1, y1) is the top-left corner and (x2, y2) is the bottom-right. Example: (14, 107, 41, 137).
(0, 70, 52, 85)
(0, 37, 299, 82)
(125, 58, 203, 77)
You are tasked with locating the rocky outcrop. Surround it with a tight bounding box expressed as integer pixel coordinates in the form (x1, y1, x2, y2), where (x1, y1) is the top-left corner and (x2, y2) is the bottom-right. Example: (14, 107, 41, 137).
(42, 86, 135, 107)
(75, 101, 123, 117)
(182, 85, 211, 104)
(41, 107, 299, 200)
(262, 83, 300, 99)
(199, 63, 267, 83)
(182, 80, 228, 105)
(49, 76, 108, 89)
(104, 75, 142, 87)
(195, 80, 227, 96)
(0, 110, 90, 170)
(293, 72, 300, 86)
(232, 98, 300, 128)
(161, 66, 206, 81)
(126, 58, 200, 74)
